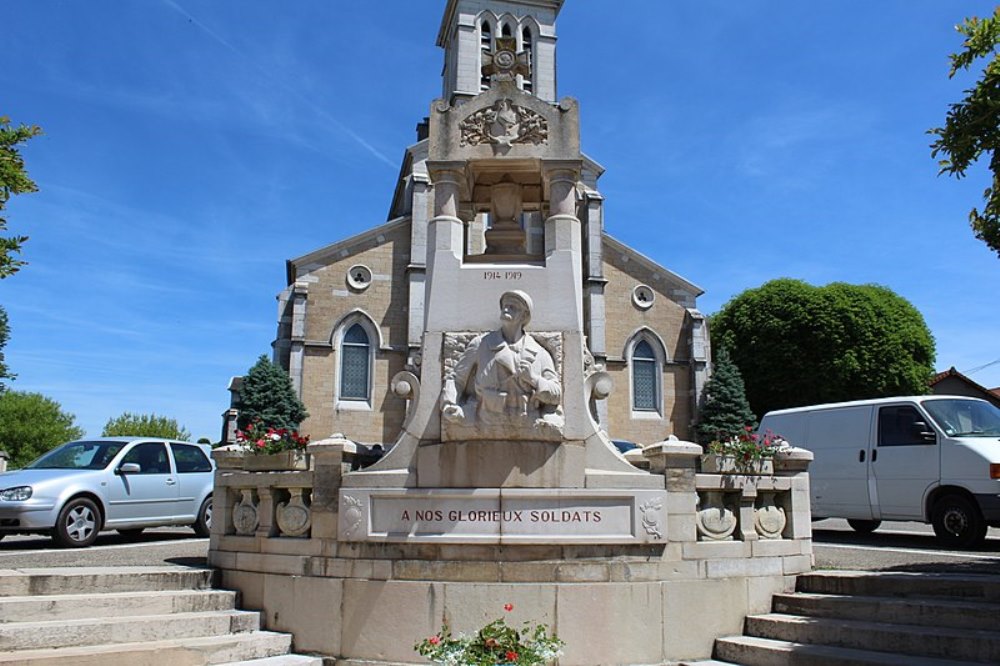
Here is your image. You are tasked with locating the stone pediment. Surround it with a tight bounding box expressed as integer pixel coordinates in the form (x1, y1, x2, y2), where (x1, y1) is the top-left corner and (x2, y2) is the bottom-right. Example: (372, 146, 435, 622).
(429, 82, 579, 161)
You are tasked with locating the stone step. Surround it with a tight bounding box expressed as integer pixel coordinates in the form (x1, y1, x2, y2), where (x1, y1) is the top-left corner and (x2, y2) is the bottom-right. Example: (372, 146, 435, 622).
(219, 656, 325, 666)
(796, 570, 1000, 602)
(772, 591, 1000, 632)
(0, 589, 238, 623)
(0, 631, 293, 665)
(714, 635, 985, 666)
(744, 613, 1000, 663)
(0, 567, 216, 597)
(0, 609, 261, 651)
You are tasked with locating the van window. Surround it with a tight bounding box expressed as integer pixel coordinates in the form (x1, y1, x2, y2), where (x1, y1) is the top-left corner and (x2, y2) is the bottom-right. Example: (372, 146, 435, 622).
(878, 406, 932, 446)
(923, 399, 1000, 437)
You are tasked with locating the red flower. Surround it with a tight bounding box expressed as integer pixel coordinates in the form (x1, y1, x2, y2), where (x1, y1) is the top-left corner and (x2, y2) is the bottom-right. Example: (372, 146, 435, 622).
(506, 650, 518, 661)
(504, 603, 514, 612)
(428, 635, 440, 645)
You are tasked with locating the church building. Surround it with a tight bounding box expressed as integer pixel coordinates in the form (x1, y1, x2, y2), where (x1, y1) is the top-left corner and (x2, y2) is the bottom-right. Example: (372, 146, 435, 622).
(270, 0, 711, 447)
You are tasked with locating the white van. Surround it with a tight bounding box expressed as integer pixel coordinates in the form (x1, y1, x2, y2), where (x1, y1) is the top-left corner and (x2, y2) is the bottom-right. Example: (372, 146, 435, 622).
(759, 395, 1000, 547)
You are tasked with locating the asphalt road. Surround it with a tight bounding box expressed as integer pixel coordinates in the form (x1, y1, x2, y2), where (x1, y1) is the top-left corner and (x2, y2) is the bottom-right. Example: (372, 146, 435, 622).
(0, 528, 210, 569)
(1, 520, 998, 574)
(813, 518, 1000, 574)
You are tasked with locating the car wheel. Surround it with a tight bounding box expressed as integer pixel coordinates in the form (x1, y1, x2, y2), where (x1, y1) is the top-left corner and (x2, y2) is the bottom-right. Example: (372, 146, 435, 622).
(117, 528, 145, 539)
(53, 497, 101, 548)
(192, 496, 212, 537)
(931, 495, 987, 549)
(847, 519, 881, 534)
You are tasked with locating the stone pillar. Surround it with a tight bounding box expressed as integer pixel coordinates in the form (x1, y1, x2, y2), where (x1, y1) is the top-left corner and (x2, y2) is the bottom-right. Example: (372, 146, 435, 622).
(288, 280, 309, 397)
(644, 439, 701, 542)
(407, 173, 431, 348)
(308, 436, 356, 539)
(426, 162, 466, 267)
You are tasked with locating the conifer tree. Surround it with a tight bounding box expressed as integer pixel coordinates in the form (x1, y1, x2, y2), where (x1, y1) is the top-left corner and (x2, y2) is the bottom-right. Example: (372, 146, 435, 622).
(237, 355, 308, 431)
(695, 347, 757, 444)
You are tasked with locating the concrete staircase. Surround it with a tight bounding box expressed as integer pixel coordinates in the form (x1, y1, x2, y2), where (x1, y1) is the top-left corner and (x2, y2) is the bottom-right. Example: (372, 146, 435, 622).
(0, 567, 321, 665)
(685, 570, 1000, 665)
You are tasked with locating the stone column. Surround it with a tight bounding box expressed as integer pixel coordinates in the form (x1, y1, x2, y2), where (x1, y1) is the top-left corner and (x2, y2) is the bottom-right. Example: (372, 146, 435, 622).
(543, 164, 582, 253)
(288, 280, 309, 397)
(308, 436, 356, 539)
(644, 439, 702, 543)
(426, 162, 467, 267)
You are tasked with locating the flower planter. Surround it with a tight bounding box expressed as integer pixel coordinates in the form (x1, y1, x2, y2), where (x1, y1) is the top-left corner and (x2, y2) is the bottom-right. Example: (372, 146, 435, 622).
(243, 450, 310, 471)
(773, 446, 813, 473)
(700, 453, 773, 475)
(211, 449, 246, 470)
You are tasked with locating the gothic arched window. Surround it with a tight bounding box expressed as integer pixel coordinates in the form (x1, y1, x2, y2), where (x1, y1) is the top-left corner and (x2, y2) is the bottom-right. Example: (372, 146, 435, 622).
(632, 339, 659, 412)
(480, 20, 493, 89)
(521, 25, 534, 93)
(340, 323, 371, 401)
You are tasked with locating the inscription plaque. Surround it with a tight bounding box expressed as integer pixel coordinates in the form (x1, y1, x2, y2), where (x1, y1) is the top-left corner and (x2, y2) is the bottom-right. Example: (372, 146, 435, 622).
(338, 488, 668, 544)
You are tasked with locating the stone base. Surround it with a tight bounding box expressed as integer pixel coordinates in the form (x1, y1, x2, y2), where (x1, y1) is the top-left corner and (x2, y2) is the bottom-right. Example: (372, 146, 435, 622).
(416, 440, 584, 487)
(212, 549, 805, 665)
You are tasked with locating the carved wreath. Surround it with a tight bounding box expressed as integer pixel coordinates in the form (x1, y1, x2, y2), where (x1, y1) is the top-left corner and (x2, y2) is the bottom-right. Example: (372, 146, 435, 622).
(460, 99, 549, 147)
(639, 498, 664, 540)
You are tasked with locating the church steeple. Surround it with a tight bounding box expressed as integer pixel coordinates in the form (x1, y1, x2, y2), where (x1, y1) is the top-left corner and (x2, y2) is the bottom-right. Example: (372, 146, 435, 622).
(437, 0, 563, 105)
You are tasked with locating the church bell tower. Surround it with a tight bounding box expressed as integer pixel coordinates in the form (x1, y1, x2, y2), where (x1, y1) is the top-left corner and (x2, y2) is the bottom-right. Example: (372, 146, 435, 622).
(437, 0, 564, 105)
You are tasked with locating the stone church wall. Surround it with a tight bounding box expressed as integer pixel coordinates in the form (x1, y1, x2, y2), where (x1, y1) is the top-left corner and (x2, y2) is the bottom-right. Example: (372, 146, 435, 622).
(294, 221, 412, 444)
(601, 244, 694, 443)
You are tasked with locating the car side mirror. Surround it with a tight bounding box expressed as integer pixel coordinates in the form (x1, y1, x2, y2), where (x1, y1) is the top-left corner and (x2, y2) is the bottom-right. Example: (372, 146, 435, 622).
(912, 421, 936, 442)
(116, 462, 141, 475)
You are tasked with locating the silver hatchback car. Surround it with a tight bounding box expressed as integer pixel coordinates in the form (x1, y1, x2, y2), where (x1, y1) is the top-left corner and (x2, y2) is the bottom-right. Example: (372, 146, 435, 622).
(0, 438, 214, 548)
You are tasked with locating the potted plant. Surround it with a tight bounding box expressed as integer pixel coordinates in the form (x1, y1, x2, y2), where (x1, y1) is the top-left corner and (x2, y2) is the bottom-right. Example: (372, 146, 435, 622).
(236, 418, 311, 470)
(415, 604, 564, 666)
(702, 427, 785, 475)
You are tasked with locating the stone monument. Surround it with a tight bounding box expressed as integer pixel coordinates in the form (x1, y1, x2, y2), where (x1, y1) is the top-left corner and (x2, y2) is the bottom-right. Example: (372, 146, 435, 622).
(209, 2, 814, 663)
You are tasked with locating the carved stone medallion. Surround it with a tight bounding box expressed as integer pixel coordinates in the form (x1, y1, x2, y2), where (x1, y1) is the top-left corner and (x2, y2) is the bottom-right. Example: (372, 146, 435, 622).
(459, 99, 548, 148)
(754, 491, 787, 539)
(696, 491, 737, 541)
(232, 489, 259, 536)
(275, 488, 312, 538)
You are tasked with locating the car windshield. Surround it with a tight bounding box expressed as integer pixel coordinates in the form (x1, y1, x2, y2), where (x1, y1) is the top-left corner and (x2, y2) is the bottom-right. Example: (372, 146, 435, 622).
(27, 441, 127, 470)
(923, 399, 1000, 437)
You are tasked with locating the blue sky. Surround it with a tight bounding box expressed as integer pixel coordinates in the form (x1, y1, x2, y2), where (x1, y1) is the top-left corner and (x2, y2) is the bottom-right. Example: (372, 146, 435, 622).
(3, 1, 999, 441)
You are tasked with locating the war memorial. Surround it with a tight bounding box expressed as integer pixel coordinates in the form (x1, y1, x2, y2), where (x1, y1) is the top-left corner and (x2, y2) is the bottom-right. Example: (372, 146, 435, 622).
(210, 1, 814, 663)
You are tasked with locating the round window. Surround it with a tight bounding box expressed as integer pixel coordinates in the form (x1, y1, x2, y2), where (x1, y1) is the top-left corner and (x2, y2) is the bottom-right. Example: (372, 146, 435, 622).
(632, 285, 655, 310)
(347, 265, 373, 291)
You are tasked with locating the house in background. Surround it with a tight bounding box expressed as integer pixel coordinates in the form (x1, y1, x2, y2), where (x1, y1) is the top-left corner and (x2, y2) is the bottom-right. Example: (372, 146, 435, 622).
(265, 0, 711, 447)
(930, 366, 1000, 410)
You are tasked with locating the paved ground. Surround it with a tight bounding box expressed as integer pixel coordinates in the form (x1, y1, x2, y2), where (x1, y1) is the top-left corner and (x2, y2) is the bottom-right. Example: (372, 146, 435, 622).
(812, 518, 1000, 574)
(2, 520, 998, 573)
(0, 528, 209, 569)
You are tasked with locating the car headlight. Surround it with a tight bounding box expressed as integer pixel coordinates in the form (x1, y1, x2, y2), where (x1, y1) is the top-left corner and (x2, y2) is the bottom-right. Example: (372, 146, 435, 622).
(0, 486, 33, 501)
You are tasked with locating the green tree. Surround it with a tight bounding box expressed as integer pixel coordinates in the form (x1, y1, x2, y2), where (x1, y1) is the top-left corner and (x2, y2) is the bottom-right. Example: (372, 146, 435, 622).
(0, 116, 43, 278)
(694, 347, 757, 445)
(711, 279, 936, 418)
(0, 307, 11, 390)
(930, 8, 1000, 258)
(0, 391, 84, 468)
(237, 355, 308, 431)
(102, 412, 191, 440)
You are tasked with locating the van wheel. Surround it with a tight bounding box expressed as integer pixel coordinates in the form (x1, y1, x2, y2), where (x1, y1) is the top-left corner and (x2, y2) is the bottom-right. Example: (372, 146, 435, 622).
(931, 495, 987, 548)
(847, 519, 881, 534)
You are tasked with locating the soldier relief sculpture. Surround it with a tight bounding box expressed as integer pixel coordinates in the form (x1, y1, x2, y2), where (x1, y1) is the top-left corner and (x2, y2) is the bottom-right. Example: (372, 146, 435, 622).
(440, 290, 564, 441)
